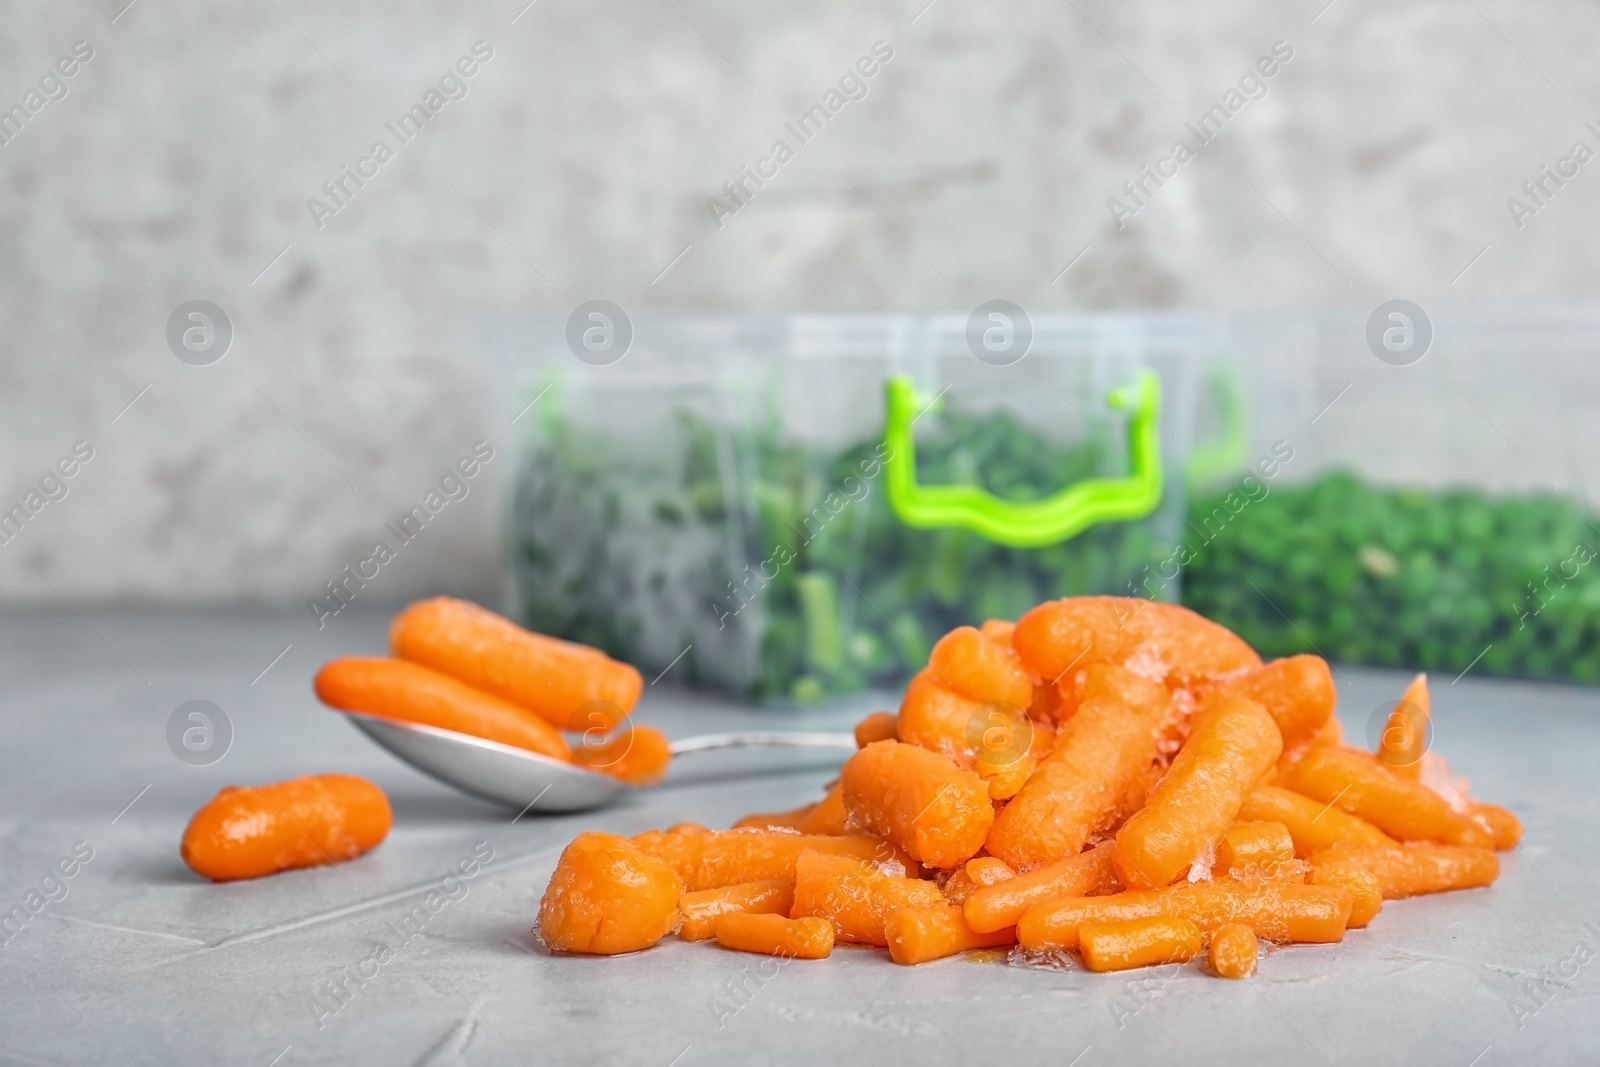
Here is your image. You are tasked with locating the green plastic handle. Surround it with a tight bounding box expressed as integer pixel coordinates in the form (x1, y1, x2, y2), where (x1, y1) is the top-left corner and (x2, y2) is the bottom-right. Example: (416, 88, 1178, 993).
(882, 371, 1163, 548)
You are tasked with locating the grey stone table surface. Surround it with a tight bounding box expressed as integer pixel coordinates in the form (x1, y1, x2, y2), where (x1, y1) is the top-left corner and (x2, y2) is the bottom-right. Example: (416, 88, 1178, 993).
(0, 606, 1596, 1067)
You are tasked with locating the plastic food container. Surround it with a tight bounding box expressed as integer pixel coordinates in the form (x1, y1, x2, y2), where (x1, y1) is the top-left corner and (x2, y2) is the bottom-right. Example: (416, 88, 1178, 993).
(471, 313, 1214, 703)
(1184, 306, 1600, 685)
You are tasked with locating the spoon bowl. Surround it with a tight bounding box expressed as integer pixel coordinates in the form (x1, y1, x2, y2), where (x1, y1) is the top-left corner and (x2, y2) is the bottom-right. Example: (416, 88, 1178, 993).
(343, 712, 856, 814)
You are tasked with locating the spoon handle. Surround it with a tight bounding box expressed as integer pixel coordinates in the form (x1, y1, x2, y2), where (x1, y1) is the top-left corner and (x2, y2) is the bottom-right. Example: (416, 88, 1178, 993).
(669, 731, 857, 756)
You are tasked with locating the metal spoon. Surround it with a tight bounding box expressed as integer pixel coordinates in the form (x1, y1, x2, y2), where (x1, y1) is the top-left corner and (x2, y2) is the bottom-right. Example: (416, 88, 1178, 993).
(343, 712, 856, 813)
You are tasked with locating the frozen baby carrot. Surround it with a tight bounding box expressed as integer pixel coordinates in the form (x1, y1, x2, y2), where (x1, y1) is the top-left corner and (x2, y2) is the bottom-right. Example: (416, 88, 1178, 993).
(734, 805, 814, 832)
(678, 880, 796, 942)
(790, 851, 945, 945)
(854, 711, 899, 748)
(965, 843, 1115, 934)
(896, 668, 985, 763)
(841, 741, 994, 869)
(973, 701, 1047, 801)
(1312, 843, 1499, 899)
(940, 867, 982, 905)
(714, 913, 834, 960)
(390, 597, 642, 732)
(633, 829, 887, 892)
(1470, 801, 1523, 850)
(1218, 655, 1335, 752)
(1208, 923, 1258, 978)
(929, 626, 1035, 709)
(966, 856, 1017, 886)
(1018, 882, 1352, 952)
(314, 656, 571, 762)
(1216, 822, 1296, 878)
(1078, 916, 1202, 972)
(797, 783, 850, 836)
(886, 905, 1015, 965)
(181, 774, 391, 882)
(537, 832, 683, 954)
(1309, 856, 1382, 928)
(1375, 673, 1430, 777)
(1011, 597, 1260, 694)
(1279, 747, 1492, 848)
(986, 693, 1163, 871)
(1238, 785, 1397, 858)
(571, 724, 672, 785)
(1113, 695, 1282, 889)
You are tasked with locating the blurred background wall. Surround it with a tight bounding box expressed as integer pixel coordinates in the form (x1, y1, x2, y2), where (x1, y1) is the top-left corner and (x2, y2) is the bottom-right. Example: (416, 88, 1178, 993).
(3, 0, 1598, 605)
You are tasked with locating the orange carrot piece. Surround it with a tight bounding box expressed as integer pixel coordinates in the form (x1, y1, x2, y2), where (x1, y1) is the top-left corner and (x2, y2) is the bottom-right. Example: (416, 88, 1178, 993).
(678, 880, 796, 941)
(966, 856, 1016, 886)
(973, 702, 1047, 800)
(797, 782, 851, 836)
(1208, 923, 1258, 978)
(790, 851, 946, 946)
(1219, 655, 1336, 752)
(929, 626, 1035, 709)
(1238, 785, 1397, 858)
(1312, 843, 1499, 899)
(941, 868, 981, 905)
(734, 805, 814, 832)
(390, 596, 641, 731)
(980, 618, 1017, 647)
(986, 694, 1163, 871)
(965, 843, 1115, 934)
(886, 905, 1015, 965)
(714, 912, 833, 959)
(1279, 747, 1492, 848)
(537, 832, 683, 954)
(1470, 801, 1523, 850)
(854, 711, 899, 748)
(1374, 673, 1430, 777)
(1011, 597, 1260, 694)
(1309, 857, 1382, 928)
(314, 657, 572, 761)
(572, 724, 672, 785)
(1217, 822, 1296, 878)
(896, 668, 985, 762)
(841, 741, 994, 869)
(1312, 718, 1343, 747)
(180, 774, 391, 882)
(1018, 882, 1352, 951)
(632, 829, 889, 892)
(1079, 916, 1202, 972)
(1113, 695, 1283, 889)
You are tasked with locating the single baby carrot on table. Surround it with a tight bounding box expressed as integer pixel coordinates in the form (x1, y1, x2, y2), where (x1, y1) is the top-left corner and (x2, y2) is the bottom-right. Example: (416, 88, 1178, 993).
(965, 843, 1115, 934)
(714, 913, 833, 959)
(314, 656, 572, 761)
(1208, 923, 1258, 978)
(390, 596, 642, 732)
(790, 851, 946, 946)
(1238, 785, 1397, 857)
(1279, 747, 1492, 848)
(885, 905, 1015, 965)
(633, 829, 888, 892)
(928, 625, 1035, 709)
(841, 741, 993, 869)
(1113, 694, 1283, 890)
(181, 774, 391, 882)
(1312, 843, 1499, 899)
(1078, 916, 1203, 972)
(985, 692, 1163, 872)
(678, 880, 796, 941)
(537, 832, 683, 954)
(572, 723, 672, 785)
(1018, 881, 1352, 952)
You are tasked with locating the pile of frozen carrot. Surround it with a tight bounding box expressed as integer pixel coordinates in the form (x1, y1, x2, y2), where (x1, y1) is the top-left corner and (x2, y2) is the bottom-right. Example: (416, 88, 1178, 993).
(537, 596, 1520, 976)
(181, 598, 662, 882)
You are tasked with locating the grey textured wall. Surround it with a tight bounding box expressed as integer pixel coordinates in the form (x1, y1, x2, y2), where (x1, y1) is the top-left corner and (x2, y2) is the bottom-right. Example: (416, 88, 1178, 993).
(3, 0, 1598, 605)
